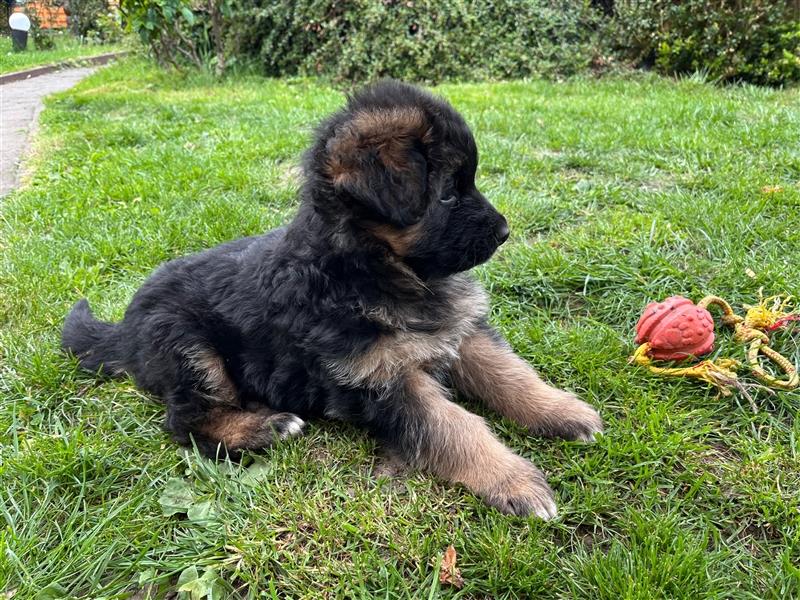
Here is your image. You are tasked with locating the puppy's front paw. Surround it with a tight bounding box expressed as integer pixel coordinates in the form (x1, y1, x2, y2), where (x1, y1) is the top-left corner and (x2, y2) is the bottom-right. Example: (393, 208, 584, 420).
(531, 392, 604, 443)
(482, 459, 557, 519)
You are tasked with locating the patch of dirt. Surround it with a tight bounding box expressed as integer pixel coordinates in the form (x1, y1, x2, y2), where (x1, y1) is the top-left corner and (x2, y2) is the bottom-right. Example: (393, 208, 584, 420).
(371, 452, 411, 480)
(697, 442, 741, 477)
(277, 161, 303, 190)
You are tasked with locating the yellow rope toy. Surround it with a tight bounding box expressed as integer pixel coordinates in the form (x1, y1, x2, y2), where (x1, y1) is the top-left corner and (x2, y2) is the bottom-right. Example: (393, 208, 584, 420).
(630, 293, 799, 402)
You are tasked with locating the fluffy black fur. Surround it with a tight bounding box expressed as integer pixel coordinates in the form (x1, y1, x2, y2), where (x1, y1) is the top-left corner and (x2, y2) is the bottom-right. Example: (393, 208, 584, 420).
(64, 81, 580, 517)
(64, 81, 505, 440)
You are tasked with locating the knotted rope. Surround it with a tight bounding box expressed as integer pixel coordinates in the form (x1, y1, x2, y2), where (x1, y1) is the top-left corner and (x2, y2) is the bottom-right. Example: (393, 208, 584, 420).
(630, 293, 799, 401)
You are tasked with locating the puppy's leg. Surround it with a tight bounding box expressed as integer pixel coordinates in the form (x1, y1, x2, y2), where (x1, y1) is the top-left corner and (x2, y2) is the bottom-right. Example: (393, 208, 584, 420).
(165, 346, 305, 459)
(451, 328, 603, 442)
(371, 370, 557, 518)
(169, 395, 306, 460)
(192, 406, 306, 459)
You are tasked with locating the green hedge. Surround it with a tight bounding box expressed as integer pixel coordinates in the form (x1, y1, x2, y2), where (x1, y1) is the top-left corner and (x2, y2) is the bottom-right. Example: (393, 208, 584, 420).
(231, 0, 606, 82)
(121, 0, 800, 85)
(612, 0, 800, 86)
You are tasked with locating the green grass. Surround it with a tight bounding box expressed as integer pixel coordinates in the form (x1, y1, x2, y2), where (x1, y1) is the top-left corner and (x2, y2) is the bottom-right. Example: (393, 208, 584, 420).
(2, 60, 800, 598)
(0, 32, 127, 75)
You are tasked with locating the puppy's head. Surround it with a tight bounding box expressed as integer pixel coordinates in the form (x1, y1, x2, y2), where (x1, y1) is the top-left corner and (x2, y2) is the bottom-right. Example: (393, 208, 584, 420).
(305, 80, 509, 280)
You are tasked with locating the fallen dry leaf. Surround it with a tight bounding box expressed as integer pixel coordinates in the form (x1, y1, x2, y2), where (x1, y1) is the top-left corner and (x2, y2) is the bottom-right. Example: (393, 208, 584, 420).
(439, 545, 464, 589)
(761, 185, 783, 194)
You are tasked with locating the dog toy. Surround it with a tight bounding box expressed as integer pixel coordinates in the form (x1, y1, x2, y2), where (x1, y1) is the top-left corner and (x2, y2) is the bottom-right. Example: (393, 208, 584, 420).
(630, 293, 800, 403)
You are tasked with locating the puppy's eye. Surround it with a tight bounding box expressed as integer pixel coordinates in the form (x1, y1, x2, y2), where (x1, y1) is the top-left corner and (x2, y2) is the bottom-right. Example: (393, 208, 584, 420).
(440, 195, 458, 206)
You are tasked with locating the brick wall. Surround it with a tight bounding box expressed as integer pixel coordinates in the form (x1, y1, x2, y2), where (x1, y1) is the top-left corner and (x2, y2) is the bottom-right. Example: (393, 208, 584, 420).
(25, 1, 68, 29)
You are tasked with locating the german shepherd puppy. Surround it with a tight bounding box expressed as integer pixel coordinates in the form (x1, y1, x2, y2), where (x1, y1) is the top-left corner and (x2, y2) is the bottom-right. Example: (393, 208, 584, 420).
(63, 80, 603, 518)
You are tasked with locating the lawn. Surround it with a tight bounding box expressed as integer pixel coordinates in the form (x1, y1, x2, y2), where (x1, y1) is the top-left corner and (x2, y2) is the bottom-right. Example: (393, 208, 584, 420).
(0, 32, 127, 75)
(2, 59, 800, 598)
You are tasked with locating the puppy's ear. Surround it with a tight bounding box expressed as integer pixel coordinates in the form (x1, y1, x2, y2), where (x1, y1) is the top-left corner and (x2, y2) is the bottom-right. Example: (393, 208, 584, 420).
(325, 107, 432, 227)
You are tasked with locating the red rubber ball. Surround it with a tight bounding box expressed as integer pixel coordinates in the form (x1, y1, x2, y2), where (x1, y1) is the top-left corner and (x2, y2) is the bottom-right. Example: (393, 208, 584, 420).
(634, 296, 715, 361)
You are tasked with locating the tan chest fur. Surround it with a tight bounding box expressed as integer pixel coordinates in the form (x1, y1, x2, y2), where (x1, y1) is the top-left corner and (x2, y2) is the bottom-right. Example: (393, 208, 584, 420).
(326, 275, 489, 388)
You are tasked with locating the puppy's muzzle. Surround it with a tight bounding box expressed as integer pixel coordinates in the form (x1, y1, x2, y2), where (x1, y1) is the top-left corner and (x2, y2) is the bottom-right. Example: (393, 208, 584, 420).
(494, 217, 510, 245)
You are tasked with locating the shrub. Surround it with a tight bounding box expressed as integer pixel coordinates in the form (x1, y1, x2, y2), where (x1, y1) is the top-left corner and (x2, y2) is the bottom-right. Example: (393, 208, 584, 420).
(120, 0, 800, 86)
(611, 0, 800, 85)
(121, 0, 229, 73)
(26, 6, 57, 50)
(231, 0, 607, 82)
(88, 9, 125, 43)
(63, 0, 110, 38)
(123, 0, 609, 81)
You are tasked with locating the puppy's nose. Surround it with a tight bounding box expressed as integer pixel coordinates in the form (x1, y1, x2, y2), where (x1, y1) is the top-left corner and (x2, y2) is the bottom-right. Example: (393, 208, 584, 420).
(494, 219, 510, 244)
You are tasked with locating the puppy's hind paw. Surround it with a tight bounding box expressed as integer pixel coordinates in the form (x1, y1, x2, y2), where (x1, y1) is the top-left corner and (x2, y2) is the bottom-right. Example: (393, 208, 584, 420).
(268, 413, 306, 440)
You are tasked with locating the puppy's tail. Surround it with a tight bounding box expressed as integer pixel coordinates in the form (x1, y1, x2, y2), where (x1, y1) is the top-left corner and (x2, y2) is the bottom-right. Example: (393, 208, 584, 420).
(62, 299, 125, 376)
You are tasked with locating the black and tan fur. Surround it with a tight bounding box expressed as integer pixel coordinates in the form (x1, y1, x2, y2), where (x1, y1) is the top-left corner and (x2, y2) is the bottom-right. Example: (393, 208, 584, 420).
(62, 80, 603, 518)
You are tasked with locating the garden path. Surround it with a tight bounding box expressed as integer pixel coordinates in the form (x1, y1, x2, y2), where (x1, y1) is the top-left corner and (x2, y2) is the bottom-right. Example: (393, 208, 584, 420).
(0, 66, 95, 196)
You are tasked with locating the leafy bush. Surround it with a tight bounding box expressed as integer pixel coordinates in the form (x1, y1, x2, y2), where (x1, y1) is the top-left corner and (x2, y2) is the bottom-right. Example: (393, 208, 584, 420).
(120, 0, 800, 85)
(231, 0, 608, 82)
(121, 0, 229, 73)
(611, 0, 800, 85)
(26, 7, 57, 50)
(87, 9, 125, 43)
(123, 0, 608, 81)
(63, 0, 108, 38)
